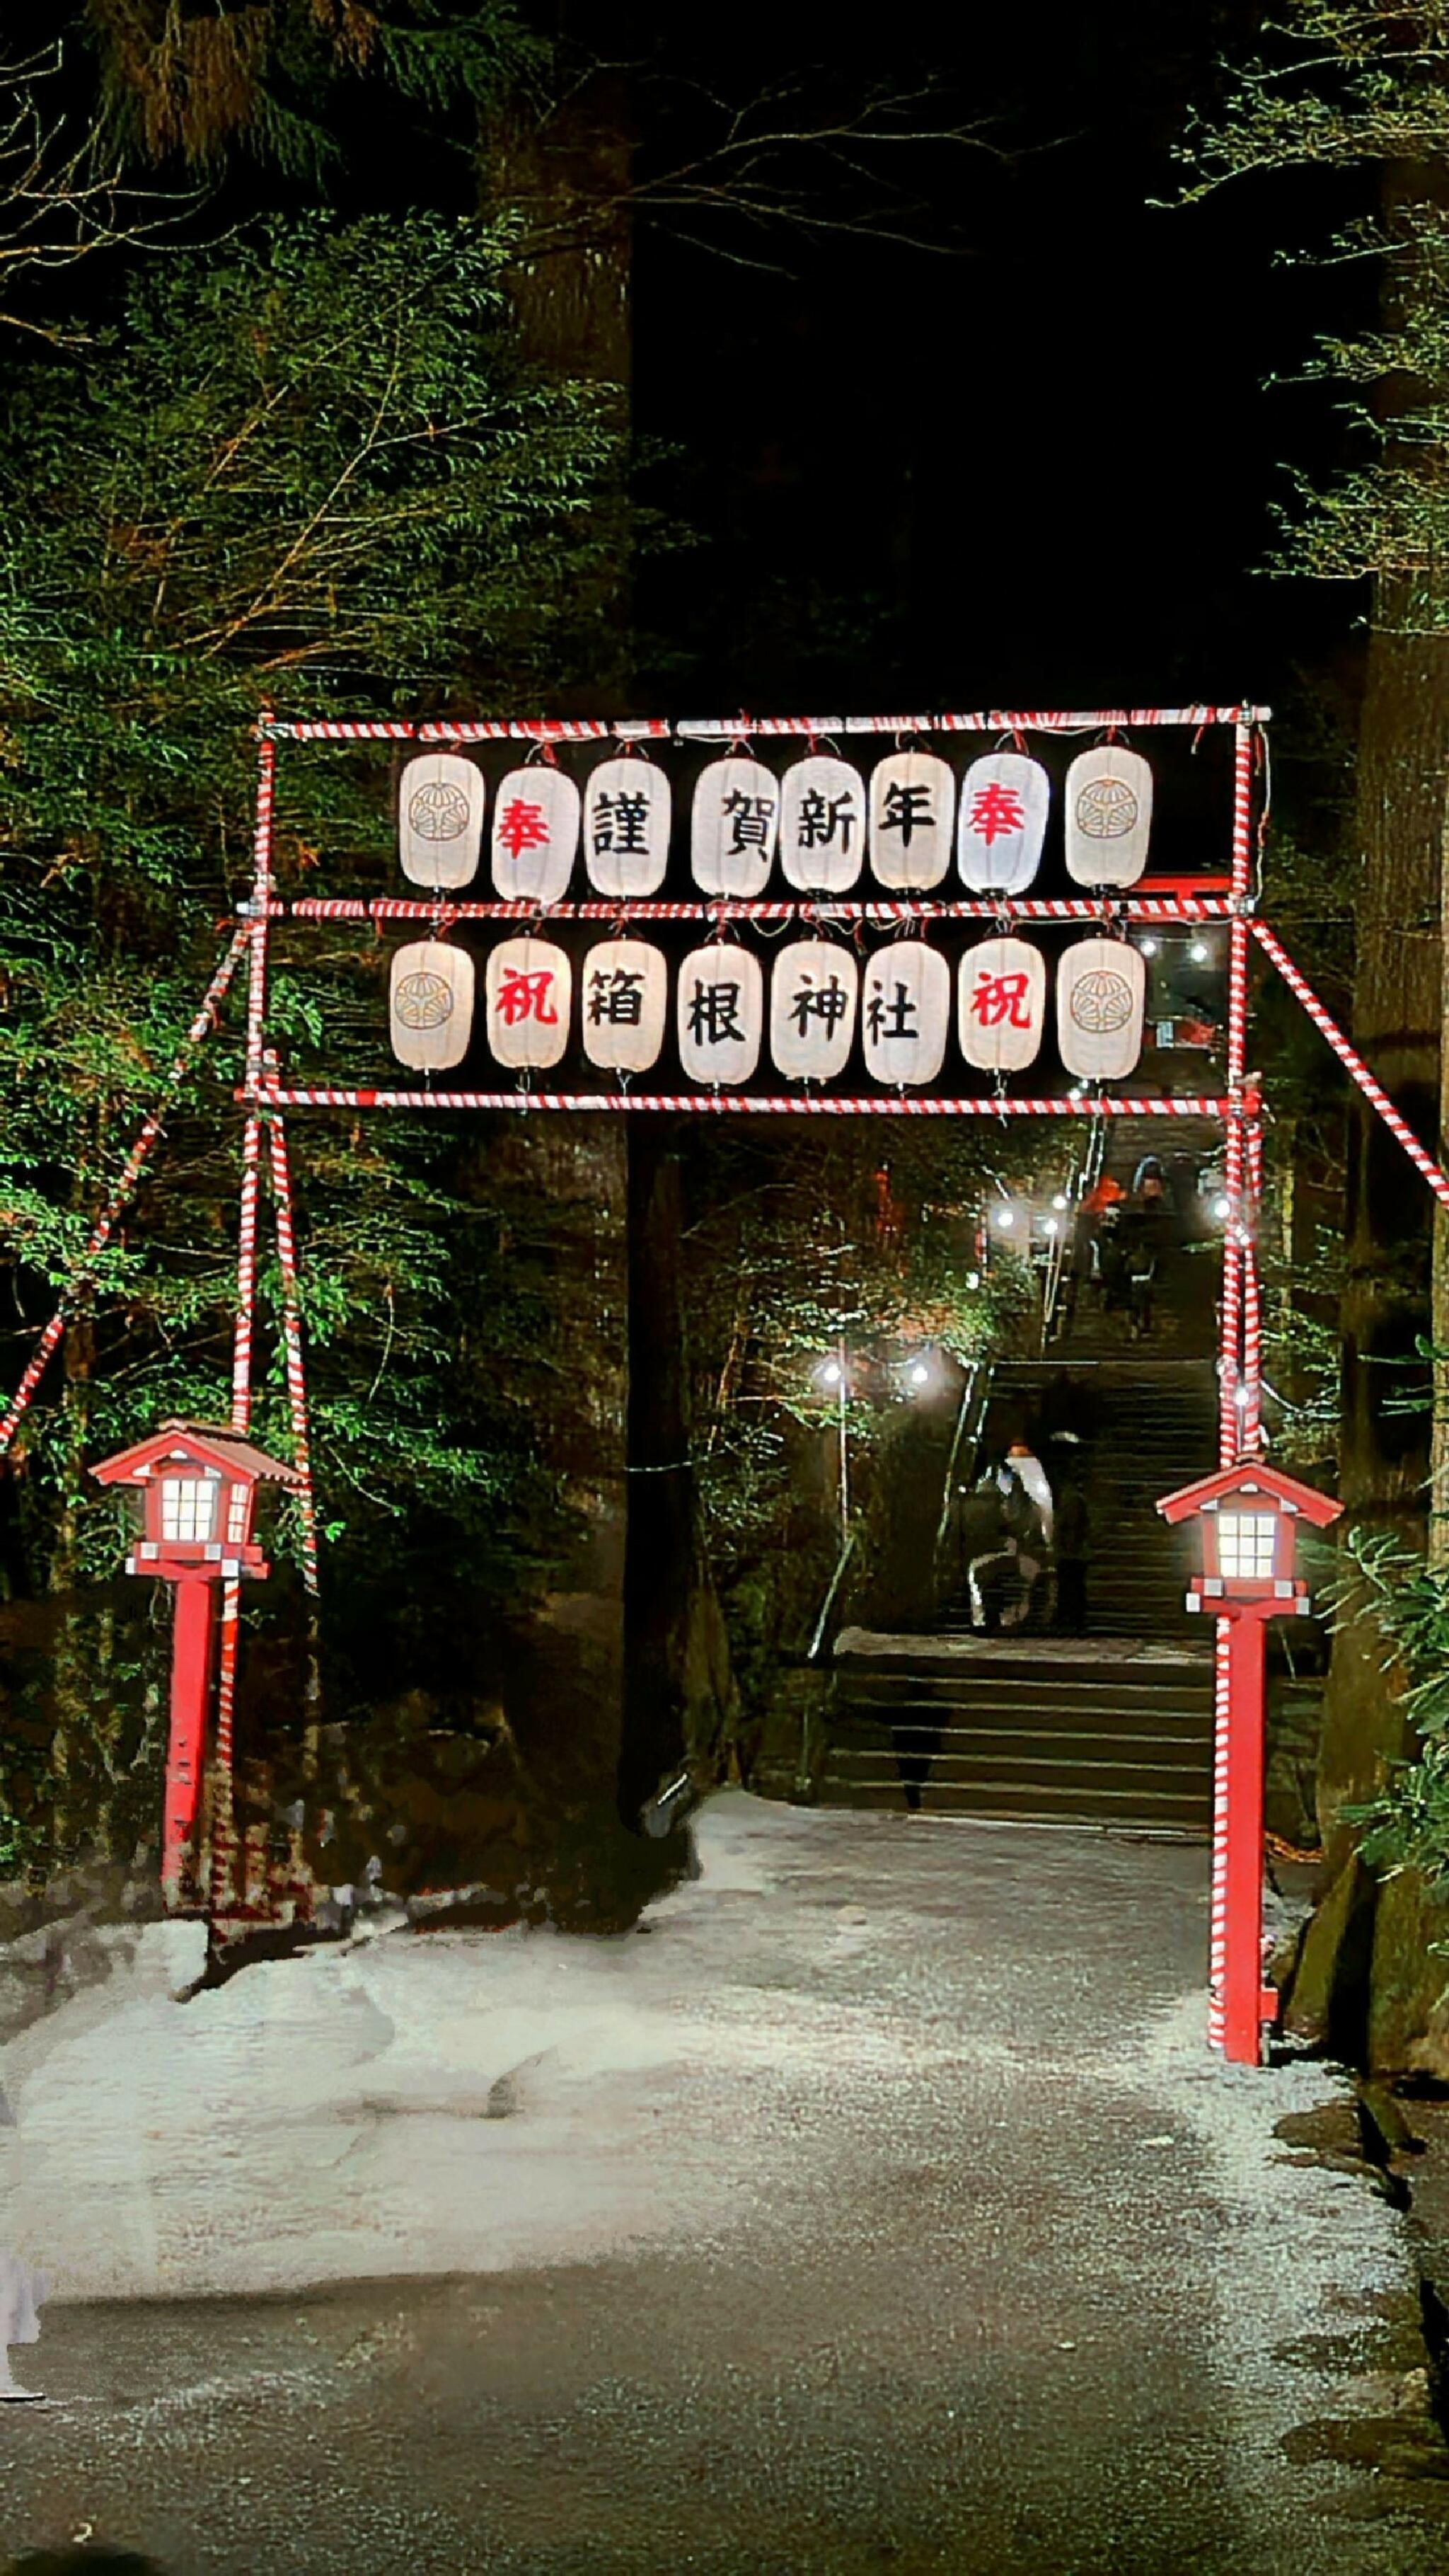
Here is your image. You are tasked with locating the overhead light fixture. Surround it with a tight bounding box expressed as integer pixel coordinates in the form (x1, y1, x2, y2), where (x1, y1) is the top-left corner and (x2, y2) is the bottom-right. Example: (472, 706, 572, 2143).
(1044, 1217, 1060, 1238)
(906, 1359, 932, 1391)
(1051, 1192, 1069, 1212)
(816, 1357, 844, 1390)
(1212, 1195, 1232, 1222)
(1140, 937, 1159, 959)
(993, 1204, 1016, 1231)
(1189, 939, 1210, 965)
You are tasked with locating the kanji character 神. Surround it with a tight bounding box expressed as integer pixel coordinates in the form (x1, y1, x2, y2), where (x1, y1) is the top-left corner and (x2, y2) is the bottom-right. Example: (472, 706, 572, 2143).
(686, 979, 746, 1047)
(721, 789, 775, 856)
(495, 967, 559, 1027)
(970, 970, 1034, 1030)
(497, 797, 551, 861)
(787, 972, 850, 1039)
(966, 781, 1026, 847)
(866, 979, 919, 1042)
(796, 788, 857, 851)
(591, 790, 652, 856)
(878, 781, 935, 847)
(588, 966, 645, 1027)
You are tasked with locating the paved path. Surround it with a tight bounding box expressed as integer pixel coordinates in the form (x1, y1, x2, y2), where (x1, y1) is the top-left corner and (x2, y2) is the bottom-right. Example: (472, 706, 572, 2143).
(1, 1796, 1445, 2572)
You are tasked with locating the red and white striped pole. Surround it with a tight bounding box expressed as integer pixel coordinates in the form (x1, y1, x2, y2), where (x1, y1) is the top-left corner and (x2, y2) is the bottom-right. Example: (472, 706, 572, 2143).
(1240, 1118, 1265, 1457)
(267, 1112, 320, 1599)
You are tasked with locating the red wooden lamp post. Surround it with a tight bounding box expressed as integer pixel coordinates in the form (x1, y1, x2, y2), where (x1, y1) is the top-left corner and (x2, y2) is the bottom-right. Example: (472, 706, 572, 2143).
(91, 1420, 301, 1907)
(1156, 1460, 1341, 2066)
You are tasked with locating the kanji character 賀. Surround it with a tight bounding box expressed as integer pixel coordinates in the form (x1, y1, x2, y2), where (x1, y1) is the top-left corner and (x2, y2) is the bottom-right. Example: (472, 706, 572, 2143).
(495, 967, 560, 1027)
(970, 970, 1034, 1030)
(687, 979, 746, 1047)
(588, 966, 645, 1027)
(965, 781, 1026, 847)
(722, 790, 775, 856)
(878, 781, 935, 847)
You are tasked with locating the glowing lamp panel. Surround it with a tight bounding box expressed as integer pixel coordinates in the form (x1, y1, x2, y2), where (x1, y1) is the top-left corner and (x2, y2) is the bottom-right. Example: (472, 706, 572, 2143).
(159, 1474, 218, 1543)
(1216, 1510, 1278, 1580)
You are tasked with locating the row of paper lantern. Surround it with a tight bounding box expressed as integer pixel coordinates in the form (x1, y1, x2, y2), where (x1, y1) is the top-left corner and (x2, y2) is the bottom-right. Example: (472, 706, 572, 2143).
(388, 933, 1150, 1085)
(397, 746, 1155, 900)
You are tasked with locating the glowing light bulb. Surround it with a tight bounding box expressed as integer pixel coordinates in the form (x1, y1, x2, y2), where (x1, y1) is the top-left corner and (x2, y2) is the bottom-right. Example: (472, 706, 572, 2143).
(1140, 937, 1159, 958)
(1044, 1217, 1060, 1237)
(966, 1270, 981, 1290)
(1051, 1193, 1069, 1212)
(993, 1204, 1016, 1230)
(1190, 940, 1210, 965)
(818, 1359, 843, 1388)
(1212, 1195, 1231, 1221)
(907, 1360, 931, 1389)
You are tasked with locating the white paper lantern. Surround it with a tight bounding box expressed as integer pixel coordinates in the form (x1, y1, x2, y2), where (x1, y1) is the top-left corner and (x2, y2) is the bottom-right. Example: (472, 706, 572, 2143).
(769, 939, 859, 1081)
(1063, 747, 1153, 887)
(583, 759, 671, 898)
(388, 940, 475, 1071)
(398, 754, 484, 890)
(677, 944, 763, 1085)
(780, 755, 867, 893)
(868, 751, 955, 890)
(485, 934, 572, 1070)
(956, 752, 1051, 894)
(1056, 937, 1147, 1081)
(691, 756, 780, 896)
(490, 766, 580, 904)
(957, 936, 1048, 1074)
(861, 942, 950, 1087)
(580, 937, 669, 1073)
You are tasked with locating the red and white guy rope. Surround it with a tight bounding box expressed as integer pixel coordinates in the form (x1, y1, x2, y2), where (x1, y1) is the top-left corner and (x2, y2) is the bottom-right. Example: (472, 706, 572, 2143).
(244, 731, 277, 1094)
(262, 707, 1271, 744)
(277, 895, 1236, 926)
(1220, 1112, 1245, 1467)
(209, 1575, 241, 1917)
(1252, 919, 1449, 1212)
(1208, 1623, 1232, 2051)
(246, 1088, 1237, 1119)
(1240, 1122, 1265, 1456)
(266, 1115, 320, 1599)
(0, 926, 250, 1458)
(230, 1115, 262, 1438)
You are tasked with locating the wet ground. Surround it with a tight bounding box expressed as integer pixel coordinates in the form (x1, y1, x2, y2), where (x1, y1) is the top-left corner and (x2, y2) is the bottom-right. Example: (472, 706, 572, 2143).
(3, 1798, 1448, 2573)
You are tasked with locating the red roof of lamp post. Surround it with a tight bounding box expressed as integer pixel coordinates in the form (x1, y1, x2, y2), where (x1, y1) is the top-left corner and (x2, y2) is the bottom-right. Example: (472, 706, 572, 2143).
(91, 1418, 302, 1582)
(1155, 1459, 1342, 1530)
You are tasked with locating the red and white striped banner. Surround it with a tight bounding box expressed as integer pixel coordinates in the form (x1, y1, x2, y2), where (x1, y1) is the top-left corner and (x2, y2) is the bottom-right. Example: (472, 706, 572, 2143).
(277, 894, 1235, 926)
(246, 1086, 1235, 1118)
(264, 707, 1270, 744)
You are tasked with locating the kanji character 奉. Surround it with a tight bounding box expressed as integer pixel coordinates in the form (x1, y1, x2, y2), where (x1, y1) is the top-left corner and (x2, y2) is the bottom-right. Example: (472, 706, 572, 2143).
(497, 797, 551, 860)
(966, 782, 1026, 847)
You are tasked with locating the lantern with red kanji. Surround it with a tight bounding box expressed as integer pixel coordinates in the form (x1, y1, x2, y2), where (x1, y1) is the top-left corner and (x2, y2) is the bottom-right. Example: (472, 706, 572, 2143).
(92, 1420, 301, 1905)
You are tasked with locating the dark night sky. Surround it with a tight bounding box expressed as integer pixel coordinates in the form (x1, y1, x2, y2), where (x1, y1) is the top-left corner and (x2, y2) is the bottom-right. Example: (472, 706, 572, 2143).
(629, 3, 1366, 723)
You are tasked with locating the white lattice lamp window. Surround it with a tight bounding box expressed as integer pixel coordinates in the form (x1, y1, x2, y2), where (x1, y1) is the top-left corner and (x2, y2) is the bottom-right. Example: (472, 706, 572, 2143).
(226, 1486, 252, 1546)
(161, 1474, 217, 1543)
(1217, 1510, 1277, 1580)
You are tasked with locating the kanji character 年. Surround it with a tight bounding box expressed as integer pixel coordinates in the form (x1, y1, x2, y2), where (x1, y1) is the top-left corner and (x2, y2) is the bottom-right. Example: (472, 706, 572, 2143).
(497, 797, 551, 861)
(970, 970, 1034, 1030)
(687, 979, 746, 1046)
(496, 967, 560, 1027)
(966, 781, 1026, 846)
(879, 781, 935, 847)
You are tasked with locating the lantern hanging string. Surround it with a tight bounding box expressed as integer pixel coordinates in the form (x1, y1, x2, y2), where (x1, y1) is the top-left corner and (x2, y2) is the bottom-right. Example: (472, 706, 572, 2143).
(0, 924, 251, 1460)
(1251, 920, 1449, 1212)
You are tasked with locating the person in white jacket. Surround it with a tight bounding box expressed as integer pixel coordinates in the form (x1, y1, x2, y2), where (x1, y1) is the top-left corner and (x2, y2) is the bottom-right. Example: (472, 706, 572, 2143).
(0, 2247, 47, 2400)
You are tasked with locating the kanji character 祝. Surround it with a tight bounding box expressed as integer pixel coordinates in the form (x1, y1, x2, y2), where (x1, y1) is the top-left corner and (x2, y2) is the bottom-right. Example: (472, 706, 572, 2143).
(497, 797, 551, 861)
(686, 979, 746, 1047)
(970, 970, 1034, 1030)
(866, 979, 919, 1042)
(966, 781, 1026, 847)
(591, 790, 652, 856)
(588, 966, 645, 1027)
(878, 781, 935, 847)
(721, 790, 775, 856)
(787, 972, 850, 1038)
(796, 788, 857, 851)
(495, 967, 560, 1027)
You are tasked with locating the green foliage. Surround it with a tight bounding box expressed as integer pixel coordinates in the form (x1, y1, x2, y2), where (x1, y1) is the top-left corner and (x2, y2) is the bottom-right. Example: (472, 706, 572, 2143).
(1337, 1525, 1449, 1897)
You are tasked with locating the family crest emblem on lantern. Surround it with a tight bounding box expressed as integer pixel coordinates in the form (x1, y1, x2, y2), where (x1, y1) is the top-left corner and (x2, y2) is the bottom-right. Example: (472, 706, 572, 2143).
(398, 753, 484, 890)
(956, 752, 1050, 895)
(1056, 936, 1146, 1080)
(581, 936, 668, 1073)
(769, 938, 859, 1081)
(583, 757, 671, 897)
(957, 935, 1047, 1074)
(677, 942, 763, 1083)
(389, 939, 475, 1071)
(1064, 746, 1153, 886)
(691, 754, 780, 896)
(869, 749, 955, 890)
(490, 764, 580, 904)
(779, 754, 867, 894)
(861, 940, 949, 1086)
